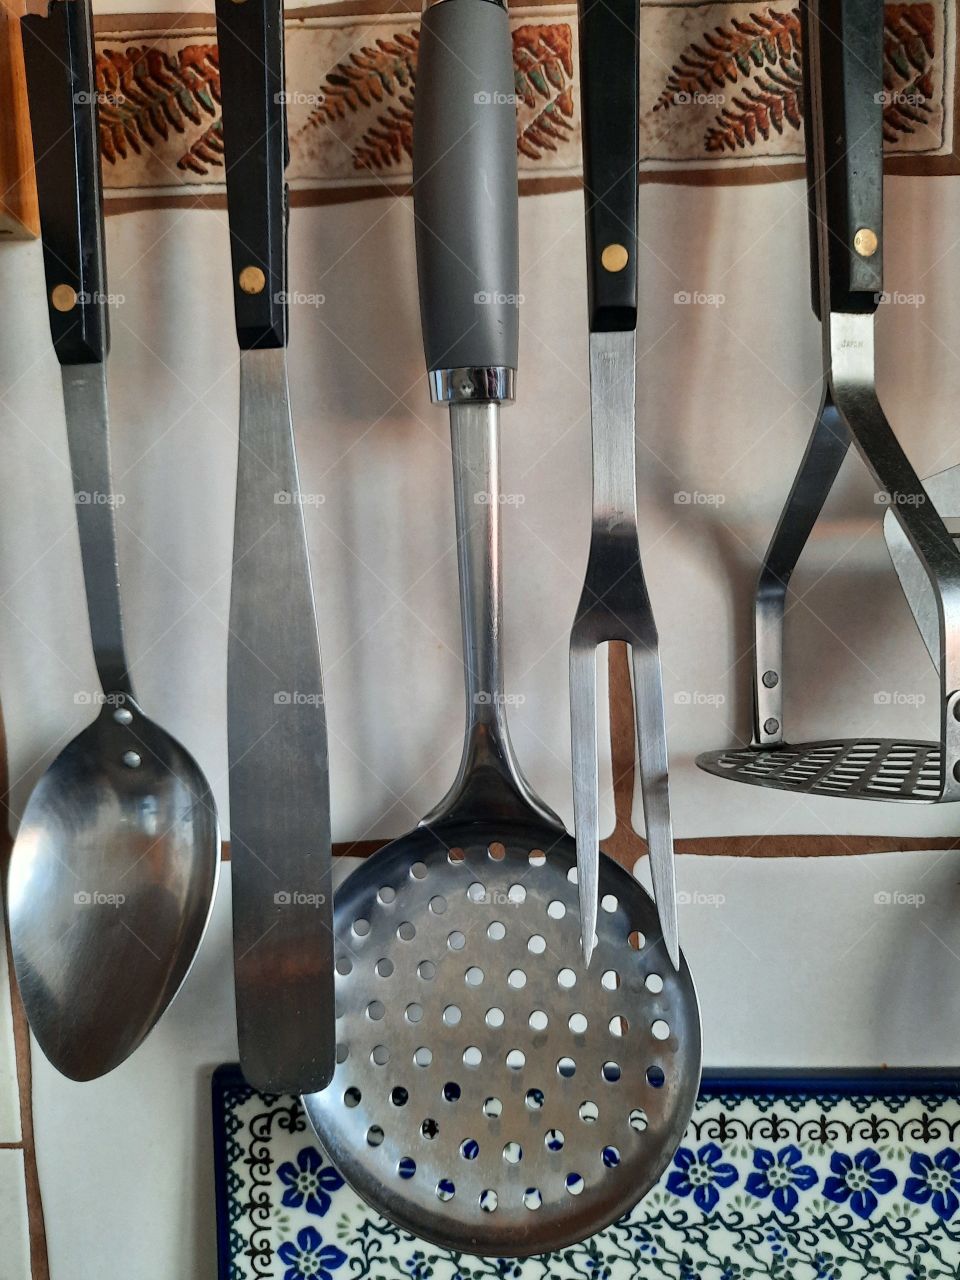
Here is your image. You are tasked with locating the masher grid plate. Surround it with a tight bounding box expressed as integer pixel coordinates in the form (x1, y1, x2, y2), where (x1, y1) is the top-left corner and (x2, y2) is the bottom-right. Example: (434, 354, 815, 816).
(302, 831, 701, 1255)
(697, 738, 943, 801)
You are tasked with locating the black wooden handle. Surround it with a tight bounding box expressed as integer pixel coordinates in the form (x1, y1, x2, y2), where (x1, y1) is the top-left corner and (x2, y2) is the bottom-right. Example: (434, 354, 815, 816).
(22, 0, 108, 366)
(578, 0, 639, 333)
(799, 0, 821, 320)
(804, 0, 884, 315)
(215, 0, 288, 349)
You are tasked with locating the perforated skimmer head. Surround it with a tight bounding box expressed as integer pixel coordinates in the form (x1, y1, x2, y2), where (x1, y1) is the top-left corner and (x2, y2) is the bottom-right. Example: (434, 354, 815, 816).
(302, 830, 701, 1255)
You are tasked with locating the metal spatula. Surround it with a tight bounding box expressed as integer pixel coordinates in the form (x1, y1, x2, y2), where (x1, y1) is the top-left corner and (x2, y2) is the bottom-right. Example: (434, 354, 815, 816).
(217, 0, 335, 1092)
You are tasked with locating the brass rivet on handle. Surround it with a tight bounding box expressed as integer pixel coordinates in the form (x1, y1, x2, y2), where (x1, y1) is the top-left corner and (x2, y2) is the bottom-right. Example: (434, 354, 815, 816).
(51, 284, 78, 312)
(853, 228, 879, 257)
(239, 265, 266, 295)
(601, 243, 629, 273)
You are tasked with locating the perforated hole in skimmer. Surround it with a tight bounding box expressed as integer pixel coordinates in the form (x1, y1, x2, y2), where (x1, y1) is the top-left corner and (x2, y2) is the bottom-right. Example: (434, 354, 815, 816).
(302, 834, 701, 1256)
(697, 739, 943, 802)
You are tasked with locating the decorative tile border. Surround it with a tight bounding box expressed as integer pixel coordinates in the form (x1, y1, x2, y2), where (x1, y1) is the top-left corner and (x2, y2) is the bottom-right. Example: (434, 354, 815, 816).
(214, 1068, 960, 1279)
(93, 6, 577, 201)
(643, 0, 948, 168)
(90, 0, 956, 207)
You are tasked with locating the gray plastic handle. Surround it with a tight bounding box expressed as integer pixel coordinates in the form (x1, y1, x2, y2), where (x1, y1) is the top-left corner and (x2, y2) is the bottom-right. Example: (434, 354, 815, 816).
(413, 0, 519, 376)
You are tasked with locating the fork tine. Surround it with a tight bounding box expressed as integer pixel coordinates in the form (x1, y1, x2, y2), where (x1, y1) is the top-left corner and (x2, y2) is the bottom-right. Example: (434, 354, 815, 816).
(630, 644, 679, 970)
(569, 642, 599, 964)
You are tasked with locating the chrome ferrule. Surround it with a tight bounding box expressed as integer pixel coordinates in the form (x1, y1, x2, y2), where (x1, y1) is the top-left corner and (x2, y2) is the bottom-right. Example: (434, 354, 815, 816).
(428, 366, 516, 406)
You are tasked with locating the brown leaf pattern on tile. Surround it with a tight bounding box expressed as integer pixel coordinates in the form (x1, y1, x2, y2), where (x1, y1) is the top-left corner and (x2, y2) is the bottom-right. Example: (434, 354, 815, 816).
(518, 87, 576, 160)
(514, 24, 576, 159)
(882, 4, 936, 140)
(297, 31, 417, 170)
(654, 7, 801, 112)
(660, 3, 936, 154)
(353, 104, 415, 171)
(305, 31, 419, 128)
(302, 31, 419, 171)
(178, 119, 225, 176)
(704, 62, 803, 152)
(300, 23, 576, 171)
(96, 44, 220, 171)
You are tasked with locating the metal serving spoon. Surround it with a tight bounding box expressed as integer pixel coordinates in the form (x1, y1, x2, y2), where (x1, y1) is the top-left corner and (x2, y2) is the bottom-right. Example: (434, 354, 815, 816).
(7, 0, 219, 1081)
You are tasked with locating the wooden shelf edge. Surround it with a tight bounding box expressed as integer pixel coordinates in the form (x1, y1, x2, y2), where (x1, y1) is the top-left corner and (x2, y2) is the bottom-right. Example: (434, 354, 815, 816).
(0, 0, 39, 241)
(218, 835, 960, 864)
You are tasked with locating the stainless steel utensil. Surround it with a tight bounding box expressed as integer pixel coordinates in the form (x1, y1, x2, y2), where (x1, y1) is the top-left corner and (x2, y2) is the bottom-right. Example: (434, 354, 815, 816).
(7, 0, 219, 1081)
(301, 0, 701, 1253)
(697, 0, 960, 802)
(569, 0, 678, 968)
(885, 469, 960, 670)
(217, 0, 335, 1093)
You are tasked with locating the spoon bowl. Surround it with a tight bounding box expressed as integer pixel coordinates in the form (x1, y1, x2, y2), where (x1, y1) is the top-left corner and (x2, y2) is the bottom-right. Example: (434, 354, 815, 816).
(7, 696, 219, 1080)
(15, 0, 221, 1081)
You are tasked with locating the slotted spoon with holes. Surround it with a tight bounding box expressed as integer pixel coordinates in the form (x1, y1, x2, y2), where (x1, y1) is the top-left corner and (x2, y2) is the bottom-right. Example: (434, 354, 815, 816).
(301, 0, 701, 1255)
(697, 0, 960, 804)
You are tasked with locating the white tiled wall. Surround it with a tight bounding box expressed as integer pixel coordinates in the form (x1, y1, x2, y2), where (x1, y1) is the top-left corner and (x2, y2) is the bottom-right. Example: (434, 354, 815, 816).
(0, 1149, 32, 1280)
(0, 923, 22, 1145)
(0, 900, 28, 1280)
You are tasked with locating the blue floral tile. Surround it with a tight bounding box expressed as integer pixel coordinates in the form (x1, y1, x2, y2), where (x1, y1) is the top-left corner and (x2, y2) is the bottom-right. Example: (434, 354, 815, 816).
(212, 1068, 960, 1279)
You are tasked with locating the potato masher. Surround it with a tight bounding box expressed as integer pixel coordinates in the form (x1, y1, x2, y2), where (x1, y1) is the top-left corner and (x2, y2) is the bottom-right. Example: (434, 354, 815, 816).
(698, 0, 960, 803)
(302, 0, 701, 1255)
